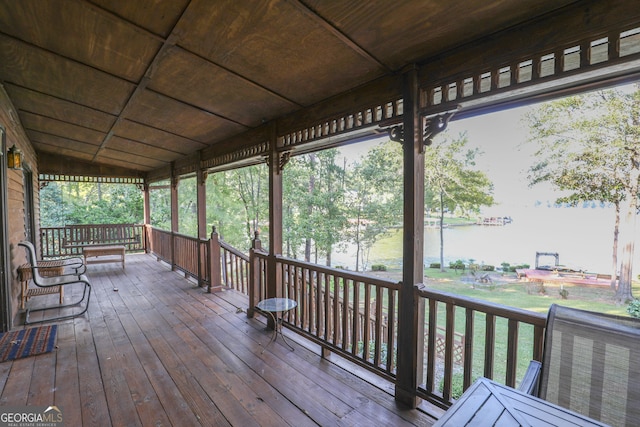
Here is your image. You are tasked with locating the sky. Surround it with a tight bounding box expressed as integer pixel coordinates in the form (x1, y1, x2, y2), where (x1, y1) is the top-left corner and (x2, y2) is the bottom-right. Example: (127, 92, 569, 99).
(338, 81, 639, 214)
(337, 104, 547, 211)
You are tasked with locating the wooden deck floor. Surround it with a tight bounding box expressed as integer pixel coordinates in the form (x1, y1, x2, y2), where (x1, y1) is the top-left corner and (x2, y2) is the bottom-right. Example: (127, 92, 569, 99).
(0, 254, 437, 426)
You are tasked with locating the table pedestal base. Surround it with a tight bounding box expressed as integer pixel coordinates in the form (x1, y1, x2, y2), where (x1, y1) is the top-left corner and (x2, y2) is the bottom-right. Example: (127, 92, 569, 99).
(255, 297, 298, 354)
(261, 311, 295, 354)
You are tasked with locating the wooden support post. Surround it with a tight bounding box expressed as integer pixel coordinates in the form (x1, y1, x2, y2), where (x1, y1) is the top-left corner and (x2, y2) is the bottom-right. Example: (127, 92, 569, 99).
(197, 156, 208, 287)
(267, 123, 283, 330)
(267, 123, 283, 300)
(142, 182, 151, 253)
(248, 231, 262, 318)
(208, 226, 222, 293)
(196, 154, 207, 240)
(395, 66, 425, 408)
(170, 164, 178, 271)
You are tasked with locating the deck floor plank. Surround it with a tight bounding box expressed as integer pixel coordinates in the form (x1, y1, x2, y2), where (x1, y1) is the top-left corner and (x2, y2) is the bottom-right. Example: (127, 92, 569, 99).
(54, 322, 83, 427)
(0, 254, 436, 426)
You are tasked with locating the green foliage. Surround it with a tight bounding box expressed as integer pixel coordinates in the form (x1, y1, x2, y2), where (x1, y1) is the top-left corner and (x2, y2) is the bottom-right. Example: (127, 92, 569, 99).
(627, 299, 640, 318)
(371, 264, 387, 271)
(178, 176, 198, 237)
(480, 265, 495, 271)
(345, 141, 404, 271)
(449, 260, 466, 271)
(149, 180, 171, 230)
(206, 165, 269, 251)
(505, 264, 530, 272)
(429, 263, 441, 269)
(283, 149, 348, 265)
(439, 372, 479, 400)
(40, 182, 143, 226)
(525, 87, 640, 302)
(356, 340, 395, 368)
(425, 132, 495, 269)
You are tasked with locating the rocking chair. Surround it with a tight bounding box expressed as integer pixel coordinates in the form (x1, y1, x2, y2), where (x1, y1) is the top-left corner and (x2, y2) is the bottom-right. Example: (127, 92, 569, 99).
(18, 240, 91, 324)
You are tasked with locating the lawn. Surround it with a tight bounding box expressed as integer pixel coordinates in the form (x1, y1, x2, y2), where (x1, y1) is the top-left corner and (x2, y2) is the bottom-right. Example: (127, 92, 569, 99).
(368, 267, 640, 396)
(417, 268, 640, 396)
(422, 267, 639, 316)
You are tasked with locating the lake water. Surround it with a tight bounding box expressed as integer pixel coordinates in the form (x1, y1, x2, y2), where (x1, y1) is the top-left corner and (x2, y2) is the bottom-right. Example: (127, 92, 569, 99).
(333, 206, 640, 274)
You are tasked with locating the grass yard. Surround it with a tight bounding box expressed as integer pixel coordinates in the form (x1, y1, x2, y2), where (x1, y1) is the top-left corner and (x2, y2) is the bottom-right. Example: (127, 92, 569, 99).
(419, 268, 640, 395)
(369, 266, 640, 396)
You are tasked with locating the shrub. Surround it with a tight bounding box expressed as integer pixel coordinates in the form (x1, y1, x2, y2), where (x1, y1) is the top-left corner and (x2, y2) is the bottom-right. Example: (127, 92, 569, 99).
(439, 372, 479, 400)
(481, 265, 495, 271)
(429, 263, 441, 269)
(371, 264, 387, 271)
(449, 260, 466, 271)
(627, 299, 640, 318)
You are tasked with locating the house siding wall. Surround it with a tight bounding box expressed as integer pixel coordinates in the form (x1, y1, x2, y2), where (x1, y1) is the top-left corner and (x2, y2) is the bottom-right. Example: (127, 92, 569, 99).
(0, 84, 39, 328)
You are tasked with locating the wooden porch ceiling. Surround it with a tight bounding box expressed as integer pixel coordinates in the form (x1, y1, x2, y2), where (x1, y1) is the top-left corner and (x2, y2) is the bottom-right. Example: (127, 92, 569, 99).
(0, 254, 438, 426)
(0, 0, 577, 176)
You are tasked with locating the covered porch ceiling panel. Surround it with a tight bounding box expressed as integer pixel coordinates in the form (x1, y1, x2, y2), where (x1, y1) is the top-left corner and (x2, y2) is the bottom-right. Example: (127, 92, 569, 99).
(0, 0, 624, 178)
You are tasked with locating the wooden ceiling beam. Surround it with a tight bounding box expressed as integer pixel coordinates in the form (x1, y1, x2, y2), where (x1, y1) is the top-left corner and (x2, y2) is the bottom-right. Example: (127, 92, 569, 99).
(289, 0, 390, 73)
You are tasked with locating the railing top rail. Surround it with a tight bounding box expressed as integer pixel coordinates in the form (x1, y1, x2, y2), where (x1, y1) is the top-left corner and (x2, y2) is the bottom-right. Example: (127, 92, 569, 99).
(416, 283, 546, 326)
(63, 223, 143, 228)
(220, 240, 250, 262)
(262, 253, 401, 290)
(147, 226, 203, 242)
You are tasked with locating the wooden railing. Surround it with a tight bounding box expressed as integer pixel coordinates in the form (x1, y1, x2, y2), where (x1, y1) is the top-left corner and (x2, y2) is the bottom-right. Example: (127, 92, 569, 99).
(415, 285, 546, 408)
(252, 250, 400, 381)
(40, 224, 145, 258)
(40, 223, 547, 409)
(146, 226, 210, 288)
(248, 245, 546, 407)
(220, 240, 250, 294)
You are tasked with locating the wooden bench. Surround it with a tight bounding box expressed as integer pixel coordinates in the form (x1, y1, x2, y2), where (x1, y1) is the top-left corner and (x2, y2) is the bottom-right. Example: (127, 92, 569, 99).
(18, 261, 65, 309)
(83, 245, 126, 268)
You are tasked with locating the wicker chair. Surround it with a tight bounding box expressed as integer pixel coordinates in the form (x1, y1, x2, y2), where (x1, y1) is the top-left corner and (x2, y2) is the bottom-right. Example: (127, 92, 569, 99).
(520, 304, 640, 427)
(18, 240, 91, 324)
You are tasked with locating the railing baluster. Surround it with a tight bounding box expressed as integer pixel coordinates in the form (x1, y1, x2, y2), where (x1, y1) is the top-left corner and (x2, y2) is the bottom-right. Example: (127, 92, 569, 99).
(363, 283, 371, 362)
(506, 319, 519, 387)
(463, 308, 475, 390)
(426, 299, 437, 393)
(352, 280, 360, 356)
(342, 277, 349, 351)
(442, 303, 455, 401)
(485, 313, 496, 379)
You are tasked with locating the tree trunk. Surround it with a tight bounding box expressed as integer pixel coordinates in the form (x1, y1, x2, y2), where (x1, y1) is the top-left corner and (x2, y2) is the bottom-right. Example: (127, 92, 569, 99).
(610, 201, 620, 290)
(616, 164, 640, 304)
(305, 154, 316, 262)
(439, 191, 445, 272)
(355, 202, 364, 272)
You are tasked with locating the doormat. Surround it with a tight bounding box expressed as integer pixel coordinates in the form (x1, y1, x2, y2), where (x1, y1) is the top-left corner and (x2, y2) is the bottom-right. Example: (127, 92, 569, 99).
(0, 325, 57, 362)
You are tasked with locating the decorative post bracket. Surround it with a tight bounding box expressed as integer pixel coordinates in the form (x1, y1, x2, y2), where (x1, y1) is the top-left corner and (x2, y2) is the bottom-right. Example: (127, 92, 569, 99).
(265, 150, 292, 174)
(385, 107, 459, 152)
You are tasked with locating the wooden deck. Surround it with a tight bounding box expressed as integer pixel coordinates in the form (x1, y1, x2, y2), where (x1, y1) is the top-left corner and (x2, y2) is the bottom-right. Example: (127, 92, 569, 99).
(0, 254, 436, 426)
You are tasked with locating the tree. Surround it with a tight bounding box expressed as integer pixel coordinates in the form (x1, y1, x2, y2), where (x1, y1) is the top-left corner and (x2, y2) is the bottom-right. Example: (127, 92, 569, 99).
(149, 180, 171, 230)
(345, 140, 403, 271)
(283, 149, 348, 266)
(525, 87, 640, 303)
(206, 165, 268, 251)
(40, 181, 143, 226)
(424, 132, 495, 271)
